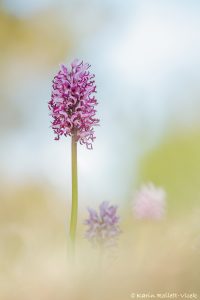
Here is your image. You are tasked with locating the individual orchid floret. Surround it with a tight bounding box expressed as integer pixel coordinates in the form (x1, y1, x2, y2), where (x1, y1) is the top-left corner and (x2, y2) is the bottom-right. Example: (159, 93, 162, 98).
(132, 183, 166, 220)
(84, 201, 121, 248)
(48, 59, 99, 149)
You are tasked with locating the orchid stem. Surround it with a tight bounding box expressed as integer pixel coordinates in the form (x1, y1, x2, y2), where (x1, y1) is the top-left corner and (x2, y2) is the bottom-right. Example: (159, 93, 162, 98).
(69, 133, 78, 256)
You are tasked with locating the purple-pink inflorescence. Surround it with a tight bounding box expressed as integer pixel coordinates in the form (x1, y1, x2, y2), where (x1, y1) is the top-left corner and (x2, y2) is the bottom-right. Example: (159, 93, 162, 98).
(48, 59, 99, 149)
(133, 183, 166, 220)
(84, 202, 121, 248)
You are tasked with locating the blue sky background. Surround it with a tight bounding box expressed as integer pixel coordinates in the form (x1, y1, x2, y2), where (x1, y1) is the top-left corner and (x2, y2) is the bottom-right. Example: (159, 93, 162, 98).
(1, 0, 200, 206)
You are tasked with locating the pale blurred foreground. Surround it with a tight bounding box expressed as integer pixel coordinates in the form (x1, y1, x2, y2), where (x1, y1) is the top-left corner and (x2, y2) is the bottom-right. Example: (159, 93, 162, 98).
(0, 185, 200, 300)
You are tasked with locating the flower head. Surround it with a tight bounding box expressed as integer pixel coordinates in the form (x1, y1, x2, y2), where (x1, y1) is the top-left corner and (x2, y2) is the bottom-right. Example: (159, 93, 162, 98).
(48, 59, 99, 149)
(133, 183, 166, 220)
(84, 201, 121, 248)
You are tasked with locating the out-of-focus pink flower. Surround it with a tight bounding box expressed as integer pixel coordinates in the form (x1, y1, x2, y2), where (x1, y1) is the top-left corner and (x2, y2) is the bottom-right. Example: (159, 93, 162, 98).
(132, 183, 166, 220)
(48, 59, 99, 149)
(84, 201, 121, 248)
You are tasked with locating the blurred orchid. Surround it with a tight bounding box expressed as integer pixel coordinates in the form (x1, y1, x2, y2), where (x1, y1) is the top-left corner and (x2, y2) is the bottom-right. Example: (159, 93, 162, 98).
(85, 201, 121, 248)
(133, 183, 166, 220)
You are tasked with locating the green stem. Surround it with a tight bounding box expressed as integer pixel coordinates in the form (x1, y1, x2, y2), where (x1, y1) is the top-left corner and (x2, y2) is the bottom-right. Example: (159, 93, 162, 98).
(69, 133, 78, 255)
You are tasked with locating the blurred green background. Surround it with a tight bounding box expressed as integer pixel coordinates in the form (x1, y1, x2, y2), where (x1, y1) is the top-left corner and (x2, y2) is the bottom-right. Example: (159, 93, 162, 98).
(0, 0, 200, 298)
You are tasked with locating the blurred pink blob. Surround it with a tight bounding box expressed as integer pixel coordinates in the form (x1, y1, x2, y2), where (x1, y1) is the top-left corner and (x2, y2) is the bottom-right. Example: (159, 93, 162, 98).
(132, 183, 166, 220)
